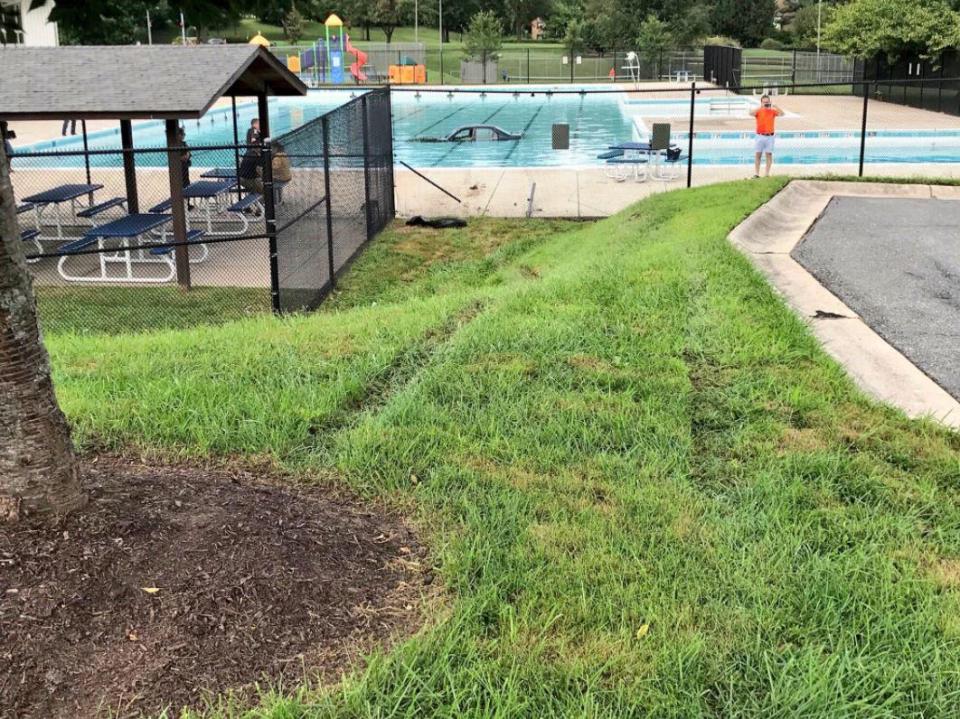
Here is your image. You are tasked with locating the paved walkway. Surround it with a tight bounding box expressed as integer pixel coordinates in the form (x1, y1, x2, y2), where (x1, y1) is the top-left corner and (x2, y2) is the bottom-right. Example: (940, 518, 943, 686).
(728, 180, 960, 428)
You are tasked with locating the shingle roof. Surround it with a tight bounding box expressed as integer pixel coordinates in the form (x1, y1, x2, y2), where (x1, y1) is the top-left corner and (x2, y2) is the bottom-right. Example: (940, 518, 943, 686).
(0, 45, 308, 121)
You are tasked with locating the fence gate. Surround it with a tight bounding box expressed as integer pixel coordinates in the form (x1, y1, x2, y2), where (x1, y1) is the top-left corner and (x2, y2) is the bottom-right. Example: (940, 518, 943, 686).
(703, 45, 742, 87)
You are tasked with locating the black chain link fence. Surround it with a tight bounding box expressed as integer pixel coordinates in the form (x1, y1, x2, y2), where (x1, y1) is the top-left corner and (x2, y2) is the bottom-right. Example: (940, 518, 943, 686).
(8, 89, 395, 333)
(272, 87, 394, 313)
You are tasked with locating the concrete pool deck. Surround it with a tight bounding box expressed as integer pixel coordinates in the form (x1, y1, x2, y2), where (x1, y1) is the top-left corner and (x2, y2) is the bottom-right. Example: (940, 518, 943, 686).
(728, 180, 960, 428)
(395, 162, 960, 218)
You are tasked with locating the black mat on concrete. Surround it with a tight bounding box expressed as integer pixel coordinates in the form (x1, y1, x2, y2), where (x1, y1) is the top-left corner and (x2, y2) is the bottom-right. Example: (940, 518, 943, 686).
(792, 196, 960, 400)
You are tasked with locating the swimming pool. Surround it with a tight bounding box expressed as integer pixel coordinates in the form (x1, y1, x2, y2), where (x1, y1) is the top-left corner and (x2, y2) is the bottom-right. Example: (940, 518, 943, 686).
(15, 85, 960, 168)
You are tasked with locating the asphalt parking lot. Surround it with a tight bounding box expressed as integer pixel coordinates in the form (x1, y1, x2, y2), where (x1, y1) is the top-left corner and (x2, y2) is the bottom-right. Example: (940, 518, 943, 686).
(792, 196, 960, 400)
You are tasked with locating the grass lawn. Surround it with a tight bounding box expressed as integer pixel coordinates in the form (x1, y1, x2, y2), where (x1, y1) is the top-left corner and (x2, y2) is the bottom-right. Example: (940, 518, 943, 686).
(37, 285, 269, 336)
(47, 178, 960, 717)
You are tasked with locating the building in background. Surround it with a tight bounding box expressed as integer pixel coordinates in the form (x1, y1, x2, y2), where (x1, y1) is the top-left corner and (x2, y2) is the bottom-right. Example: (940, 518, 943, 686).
(1, 0, 59, 46)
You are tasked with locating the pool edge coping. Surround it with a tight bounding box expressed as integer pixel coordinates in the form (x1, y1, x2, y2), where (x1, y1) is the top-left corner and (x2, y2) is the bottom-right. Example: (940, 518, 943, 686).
(728, 178, 960, 429)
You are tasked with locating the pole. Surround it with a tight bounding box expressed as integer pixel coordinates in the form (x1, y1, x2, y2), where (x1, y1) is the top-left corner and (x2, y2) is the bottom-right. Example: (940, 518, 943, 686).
(415, 0, 418, 44)
(527, 48, 530, 83)
(262, 137, 281, 314)
(439, 0, 443, 48)
(231, 96, 242, 201)
(858, 81, 869, 177)
(816, 0, 822, 82)
(687, 81, 695, 188)
(81, 120, 93, 205)
(146, 9, 152, 45)
(165, 119, 191, 289)
(361, 95, 373, 241)
(180, 10, 186, 45)
(119, 119, 139, 213)
(322, 115, 336, 288)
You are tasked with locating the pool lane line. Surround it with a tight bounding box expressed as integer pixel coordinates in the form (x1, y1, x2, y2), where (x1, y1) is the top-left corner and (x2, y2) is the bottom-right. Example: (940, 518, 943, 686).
(504, 103, 546, 161)
(413, 100, 477, 136)
(431, 103, 512, 167)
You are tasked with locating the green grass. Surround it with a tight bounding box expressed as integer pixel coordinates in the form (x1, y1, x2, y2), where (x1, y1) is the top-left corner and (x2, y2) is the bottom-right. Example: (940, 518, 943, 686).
(37, 286, 269, 336)
(47, 178, 960, 717)
(323, 217, 583, 311)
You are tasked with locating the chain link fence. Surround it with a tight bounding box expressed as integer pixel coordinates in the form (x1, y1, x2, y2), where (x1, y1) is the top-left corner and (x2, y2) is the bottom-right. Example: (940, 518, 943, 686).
(8, 88, 395, 334)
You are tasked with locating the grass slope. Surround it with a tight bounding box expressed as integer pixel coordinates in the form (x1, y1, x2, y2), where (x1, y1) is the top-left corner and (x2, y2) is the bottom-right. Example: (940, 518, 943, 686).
(48, 179, 960, 718)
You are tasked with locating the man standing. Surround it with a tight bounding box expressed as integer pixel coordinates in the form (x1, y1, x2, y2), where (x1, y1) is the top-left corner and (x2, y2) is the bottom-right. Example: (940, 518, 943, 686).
(750, 95, 784, 178)
(246, 118, 261, 146)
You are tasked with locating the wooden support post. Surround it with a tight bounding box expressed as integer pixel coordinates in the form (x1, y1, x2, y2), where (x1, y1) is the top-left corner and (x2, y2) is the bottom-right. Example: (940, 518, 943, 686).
(257, 92, 270, 137)
(164, 119, 191, 289)
(120, 119, 139, 213)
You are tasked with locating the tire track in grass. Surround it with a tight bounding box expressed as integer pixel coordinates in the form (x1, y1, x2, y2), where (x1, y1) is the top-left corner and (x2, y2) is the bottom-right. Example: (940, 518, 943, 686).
(305, 299, 488, 448)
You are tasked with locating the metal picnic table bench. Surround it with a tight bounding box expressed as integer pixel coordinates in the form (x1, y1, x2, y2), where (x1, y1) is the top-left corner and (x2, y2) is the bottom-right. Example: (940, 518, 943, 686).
(57, 213, 204, 284)
(22, 183, 104, 243)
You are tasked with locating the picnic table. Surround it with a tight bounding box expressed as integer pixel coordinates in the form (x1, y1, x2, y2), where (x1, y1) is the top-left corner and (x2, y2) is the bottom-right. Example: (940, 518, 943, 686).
(200, 167, 240, 179)
(22, 183, 104, 243)
(602, 142, 684, 181)
(151, 179, 256, 238)
(57, 213, 203, 284)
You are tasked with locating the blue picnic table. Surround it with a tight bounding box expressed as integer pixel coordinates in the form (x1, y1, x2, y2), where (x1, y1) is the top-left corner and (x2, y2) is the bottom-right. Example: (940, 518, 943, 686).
(57, 213, 203, 284)
(22, 183, 104, 242)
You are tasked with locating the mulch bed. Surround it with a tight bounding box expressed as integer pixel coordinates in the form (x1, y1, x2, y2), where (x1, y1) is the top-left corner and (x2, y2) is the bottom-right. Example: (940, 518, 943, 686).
(0, 457, 429, 718)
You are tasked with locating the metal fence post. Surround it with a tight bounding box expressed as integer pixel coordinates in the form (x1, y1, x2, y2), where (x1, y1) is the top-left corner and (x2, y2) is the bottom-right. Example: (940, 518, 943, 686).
(687, 81, 696, 188)
(321, 114, 336, 288)
(527, 48, 530, 83)
(858, 81, 869, 177)
(361, 95, 373, 241)
(439, 49, 444, 83)
(386, 88, 396, 218)
(570, 50, 574, 82)
(262, 138, 281, 314)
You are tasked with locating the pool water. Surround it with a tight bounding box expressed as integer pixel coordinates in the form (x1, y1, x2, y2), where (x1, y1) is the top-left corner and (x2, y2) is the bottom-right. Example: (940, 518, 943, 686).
(16, 86, 960, 168)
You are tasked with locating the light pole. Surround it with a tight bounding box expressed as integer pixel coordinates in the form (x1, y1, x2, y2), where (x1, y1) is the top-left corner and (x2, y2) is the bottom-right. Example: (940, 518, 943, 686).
(439, 0, 443, 47)
(180, 10, 187, 45)
(415, 0, 418, 44)
(816, 0, 822, 81)
(146, 9, 152, 44)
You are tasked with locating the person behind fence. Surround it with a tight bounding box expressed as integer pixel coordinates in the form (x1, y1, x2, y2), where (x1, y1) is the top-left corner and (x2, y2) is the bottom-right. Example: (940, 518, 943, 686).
(238, 146, 263, 216)
(750, 95, 784, 178)
(270, 141, 292, 204)
(246, 118, 261, 146)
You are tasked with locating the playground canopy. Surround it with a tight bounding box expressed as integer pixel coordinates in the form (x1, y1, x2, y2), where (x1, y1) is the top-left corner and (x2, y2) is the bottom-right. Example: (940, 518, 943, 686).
(0, 45, 307, 290)
(0, 45, 306, 120)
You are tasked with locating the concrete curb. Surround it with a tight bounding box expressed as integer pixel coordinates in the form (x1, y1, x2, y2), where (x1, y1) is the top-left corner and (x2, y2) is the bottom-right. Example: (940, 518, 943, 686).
(728, 179, 960, 429)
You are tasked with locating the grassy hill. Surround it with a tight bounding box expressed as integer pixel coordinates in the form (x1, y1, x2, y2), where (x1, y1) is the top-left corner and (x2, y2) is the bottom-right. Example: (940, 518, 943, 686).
(47, 179, 960, 717)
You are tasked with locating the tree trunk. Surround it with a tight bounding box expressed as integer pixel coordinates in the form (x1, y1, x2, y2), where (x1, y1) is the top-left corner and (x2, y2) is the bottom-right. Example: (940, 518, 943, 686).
(383, 25, 394, 43)
(364, 23, 370, 41)
(0, 145, 85, 521)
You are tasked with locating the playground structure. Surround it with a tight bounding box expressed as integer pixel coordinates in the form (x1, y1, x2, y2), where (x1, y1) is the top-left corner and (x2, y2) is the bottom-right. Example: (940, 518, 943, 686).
(285, 14, 368, 84)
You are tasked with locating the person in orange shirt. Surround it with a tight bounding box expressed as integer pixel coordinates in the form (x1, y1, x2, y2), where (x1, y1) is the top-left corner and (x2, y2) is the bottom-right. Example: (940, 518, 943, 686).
(750, 95, 784, 178)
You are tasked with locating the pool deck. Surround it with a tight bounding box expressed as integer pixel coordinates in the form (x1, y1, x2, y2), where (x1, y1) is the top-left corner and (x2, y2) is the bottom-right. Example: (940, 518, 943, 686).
(396, 162, 960, 218)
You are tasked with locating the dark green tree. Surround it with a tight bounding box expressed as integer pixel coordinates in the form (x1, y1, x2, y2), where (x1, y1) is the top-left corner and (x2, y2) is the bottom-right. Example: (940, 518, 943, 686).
(711, 0, 776, 45)
(637, 14, 672, 75)
(283, 1, 305, 43)
(464, 9, 503, 59)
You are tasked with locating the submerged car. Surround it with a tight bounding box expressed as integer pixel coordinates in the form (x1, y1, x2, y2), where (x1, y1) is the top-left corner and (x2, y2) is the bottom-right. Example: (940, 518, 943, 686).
(414, 125, 523, 142)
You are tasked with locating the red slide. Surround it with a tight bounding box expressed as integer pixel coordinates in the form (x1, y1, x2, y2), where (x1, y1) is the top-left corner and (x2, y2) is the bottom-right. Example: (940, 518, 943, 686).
(346, 35, 368, 83)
